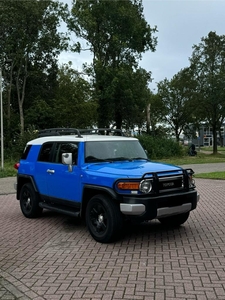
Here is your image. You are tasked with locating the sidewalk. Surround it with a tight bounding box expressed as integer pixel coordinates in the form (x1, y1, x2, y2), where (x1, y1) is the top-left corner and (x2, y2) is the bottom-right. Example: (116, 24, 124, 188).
(0, 177, 16, 195)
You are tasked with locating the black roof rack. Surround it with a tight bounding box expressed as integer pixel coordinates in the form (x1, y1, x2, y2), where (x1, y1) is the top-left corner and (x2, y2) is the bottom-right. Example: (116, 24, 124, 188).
(78, 128, 124, 136)
(38, 128, 83, 138)
(38, 128, 124, 138)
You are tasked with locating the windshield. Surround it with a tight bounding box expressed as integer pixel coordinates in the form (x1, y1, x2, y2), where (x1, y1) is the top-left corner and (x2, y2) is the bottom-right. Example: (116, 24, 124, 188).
(85, 140, 148, 162)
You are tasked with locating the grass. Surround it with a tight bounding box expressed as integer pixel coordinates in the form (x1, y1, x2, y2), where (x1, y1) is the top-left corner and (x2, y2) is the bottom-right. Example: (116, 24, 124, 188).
(0, 160, 18, 178)
(156, 151, 225, 165)
(194, 172, 225, 180)
(201, 146, 225, 152)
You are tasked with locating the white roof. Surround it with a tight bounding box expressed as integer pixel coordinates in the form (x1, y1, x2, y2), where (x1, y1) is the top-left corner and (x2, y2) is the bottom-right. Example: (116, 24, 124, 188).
(28, 135, 138, 145)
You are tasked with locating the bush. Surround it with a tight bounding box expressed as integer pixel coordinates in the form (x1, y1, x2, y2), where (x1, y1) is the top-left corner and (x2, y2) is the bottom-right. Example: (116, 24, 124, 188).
(9, 125, 38, 160)
(138, 134, 184, 160)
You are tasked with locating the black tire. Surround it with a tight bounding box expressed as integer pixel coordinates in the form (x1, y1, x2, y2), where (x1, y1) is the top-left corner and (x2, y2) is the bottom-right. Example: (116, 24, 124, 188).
(20, 183, 43, 218)
(86, 194, 123, 243)
(158, 212, 190, 227)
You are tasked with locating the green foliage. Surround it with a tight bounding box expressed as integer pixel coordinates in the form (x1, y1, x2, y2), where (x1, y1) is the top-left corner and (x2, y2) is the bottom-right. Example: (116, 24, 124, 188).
(147, 93, 165, 134)
(54, 63, 98, 128)
(68, 0, 157, 128)
(25, 98, 55, 129)
(138, 134, 184, 160)
(0, 160, 17, 178)
(69, 0, 157, 60)
(10, 125, 39, 160)
(190, 31, 225, 154)
(157, 68, 196, 142)
(0, 0, 69, 134)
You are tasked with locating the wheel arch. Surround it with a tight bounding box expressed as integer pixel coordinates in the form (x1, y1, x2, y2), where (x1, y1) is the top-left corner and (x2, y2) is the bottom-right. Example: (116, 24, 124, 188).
(81, 185, 119, 218)
(17, 175, 38, 200)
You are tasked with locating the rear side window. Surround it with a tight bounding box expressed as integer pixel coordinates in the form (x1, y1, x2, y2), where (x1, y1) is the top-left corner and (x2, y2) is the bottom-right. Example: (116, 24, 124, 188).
(38, 143, 54, 162)
(21, 145, 32, 160)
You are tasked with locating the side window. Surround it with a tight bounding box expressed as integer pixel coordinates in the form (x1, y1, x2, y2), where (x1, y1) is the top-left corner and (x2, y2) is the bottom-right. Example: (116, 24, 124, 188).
(38, 143, 54, 162)
(21, 145, 32, 160)
(54, 142, 79, 165)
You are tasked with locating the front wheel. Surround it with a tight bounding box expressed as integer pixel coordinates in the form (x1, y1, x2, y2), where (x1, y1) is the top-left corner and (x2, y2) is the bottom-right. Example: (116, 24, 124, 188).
(20, 183, 43, 218)
(86, 194, 123, 243)
(158, 212, 190, 227)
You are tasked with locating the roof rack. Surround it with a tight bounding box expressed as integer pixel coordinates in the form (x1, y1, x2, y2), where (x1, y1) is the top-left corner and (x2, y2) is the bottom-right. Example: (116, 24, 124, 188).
(79, 128, 124, 136)
(38, 128, 83, 138)
(38, 128, 124, 138)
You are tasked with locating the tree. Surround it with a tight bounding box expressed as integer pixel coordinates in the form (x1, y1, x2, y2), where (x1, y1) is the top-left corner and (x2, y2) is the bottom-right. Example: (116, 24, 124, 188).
(190, 31, 225, 154)
(146, 92, 166, 136)
(53, 63, 97, 128)
(68, 0, 157, 128)
(157, 68, 196, 142)
(0, 0, 69, 135)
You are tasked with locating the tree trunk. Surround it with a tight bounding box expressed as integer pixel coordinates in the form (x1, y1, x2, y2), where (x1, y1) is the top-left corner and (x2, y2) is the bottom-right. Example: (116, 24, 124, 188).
(16, 57, 28, 135)
(146, 103, 151, 134)
(212, 126, 218, 154)
(6, 62, 13, 137)
(219, 129, 223, 147)
(115, 109, 122, 130)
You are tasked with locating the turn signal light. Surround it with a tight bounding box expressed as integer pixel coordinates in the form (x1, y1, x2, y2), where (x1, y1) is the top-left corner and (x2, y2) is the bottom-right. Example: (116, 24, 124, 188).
(117, 182, 139, 190)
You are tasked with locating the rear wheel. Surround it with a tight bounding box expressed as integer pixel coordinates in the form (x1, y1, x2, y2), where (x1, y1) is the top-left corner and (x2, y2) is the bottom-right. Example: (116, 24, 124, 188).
(20, 183, 43, 218)
(86, 194, 123, 243)
(158, 212, 190, 227)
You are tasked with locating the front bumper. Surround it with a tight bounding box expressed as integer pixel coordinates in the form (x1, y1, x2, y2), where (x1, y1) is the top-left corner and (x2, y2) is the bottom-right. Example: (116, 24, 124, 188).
(120, 190, 199, 220)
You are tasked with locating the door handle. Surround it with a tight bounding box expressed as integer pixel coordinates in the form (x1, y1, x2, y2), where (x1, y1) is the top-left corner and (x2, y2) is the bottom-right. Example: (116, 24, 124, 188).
(47, 169, 55, 174)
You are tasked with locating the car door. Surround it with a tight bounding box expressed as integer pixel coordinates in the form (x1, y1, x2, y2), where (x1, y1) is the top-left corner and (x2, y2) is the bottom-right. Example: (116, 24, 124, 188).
(35, 142, 55, 197)
(46, 142, 82, 203)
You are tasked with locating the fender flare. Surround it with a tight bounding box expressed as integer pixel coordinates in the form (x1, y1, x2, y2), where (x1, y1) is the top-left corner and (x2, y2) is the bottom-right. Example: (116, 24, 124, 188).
(17, 175, 38, 199)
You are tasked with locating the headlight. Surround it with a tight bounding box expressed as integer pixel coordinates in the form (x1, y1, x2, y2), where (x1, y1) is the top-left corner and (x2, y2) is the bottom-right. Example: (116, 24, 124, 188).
(139, 179, 152, 193)
(188, 174, 195, 188)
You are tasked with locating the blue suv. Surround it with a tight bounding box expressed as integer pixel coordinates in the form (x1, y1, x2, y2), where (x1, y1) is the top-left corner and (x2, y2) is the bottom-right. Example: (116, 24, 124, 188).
(15, 128, 199, 243)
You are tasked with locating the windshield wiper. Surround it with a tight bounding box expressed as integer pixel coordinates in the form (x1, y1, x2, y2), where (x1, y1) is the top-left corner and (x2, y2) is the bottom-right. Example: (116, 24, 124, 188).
(85, 156, 113, 163)
(130, 157, 150, 161)
(109, 157, 132, 161)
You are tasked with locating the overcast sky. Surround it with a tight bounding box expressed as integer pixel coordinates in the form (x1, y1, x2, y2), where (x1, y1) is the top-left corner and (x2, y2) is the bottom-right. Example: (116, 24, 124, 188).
(59, 0, 225, 90)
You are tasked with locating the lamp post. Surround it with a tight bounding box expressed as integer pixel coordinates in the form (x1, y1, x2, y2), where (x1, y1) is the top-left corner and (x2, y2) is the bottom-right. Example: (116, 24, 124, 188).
(0, 59, 12, 170)
(0, 67, 3, 170)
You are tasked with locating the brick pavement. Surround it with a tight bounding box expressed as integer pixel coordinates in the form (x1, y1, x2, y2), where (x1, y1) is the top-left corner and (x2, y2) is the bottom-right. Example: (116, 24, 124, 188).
(0, 179, 225, 300)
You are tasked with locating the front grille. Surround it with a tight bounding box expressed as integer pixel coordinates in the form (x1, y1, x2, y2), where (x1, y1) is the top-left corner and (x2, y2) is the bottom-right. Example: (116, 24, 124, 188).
(158, 175, 184, 193)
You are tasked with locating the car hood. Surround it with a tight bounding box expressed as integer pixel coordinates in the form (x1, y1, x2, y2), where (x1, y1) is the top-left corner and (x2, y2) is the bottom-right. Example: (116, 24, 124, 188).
(84, 160, 183, 178)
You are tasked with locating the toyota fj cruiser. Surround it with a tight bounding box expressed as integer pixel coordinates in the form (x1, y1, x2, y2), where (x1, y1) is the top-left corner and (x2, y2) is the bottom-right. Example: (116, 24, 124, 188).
(15, 128, 200, 243)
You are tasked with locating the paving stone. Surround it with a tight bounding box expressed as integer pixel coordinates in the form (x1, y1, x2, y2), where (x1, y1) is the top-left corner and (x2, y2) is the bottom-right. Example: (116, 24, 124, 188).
(0, 178, 225, 299)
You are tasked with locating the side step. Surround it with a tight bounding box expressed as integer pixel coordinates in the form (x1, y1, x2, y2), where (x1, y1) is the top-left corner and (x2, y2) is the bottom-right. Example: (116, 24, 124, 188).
(39, 202, 80, 218)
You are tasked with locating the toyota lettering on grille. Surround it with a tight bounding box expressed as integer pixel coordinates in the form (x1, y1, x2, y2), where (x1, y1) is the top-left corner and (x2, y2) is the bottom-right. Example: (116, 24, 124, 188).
(163, 182, 175, 187)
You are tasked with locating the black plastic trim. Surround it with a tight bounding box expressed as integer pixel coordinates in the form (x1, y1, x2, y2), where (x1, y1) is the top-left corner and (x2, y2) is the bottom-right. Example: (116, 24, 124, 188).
(17, 174, 38, 199)
(84, 184, 118, 199)
(39, 202, 80, 217)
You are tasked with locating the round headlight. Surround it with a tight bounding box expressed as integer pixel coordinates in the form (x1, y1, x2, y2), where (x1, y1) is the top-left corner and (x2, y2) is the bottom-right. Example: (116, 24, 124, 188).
(139, 180, 152, 193)
(189, 177, 195, 188)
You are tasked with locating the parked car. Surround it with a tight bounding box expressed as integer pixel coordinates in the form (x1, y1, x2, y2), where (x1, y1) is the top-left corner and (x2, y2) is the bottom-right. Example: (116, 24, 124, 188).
(14, 128, 200, 243)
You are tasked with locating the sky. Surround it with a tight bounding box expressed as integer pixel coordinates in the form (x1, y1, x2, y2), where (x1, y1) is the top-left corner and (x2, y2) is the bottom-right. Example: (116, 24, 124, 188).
(59, 0, 225, 91)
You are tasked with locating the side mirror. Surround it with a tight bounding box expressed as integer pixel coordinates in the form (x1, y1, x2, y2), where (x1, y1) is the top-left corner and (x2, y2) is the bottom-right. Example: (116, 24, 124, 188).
(62, 153, 73, 165)
(62, 153, 73, 171)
